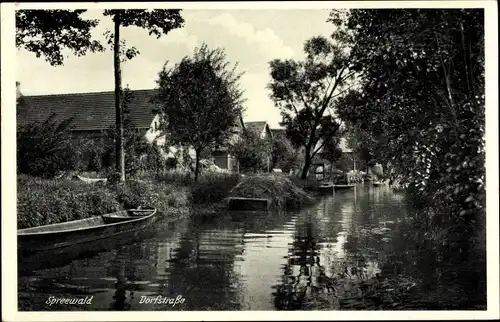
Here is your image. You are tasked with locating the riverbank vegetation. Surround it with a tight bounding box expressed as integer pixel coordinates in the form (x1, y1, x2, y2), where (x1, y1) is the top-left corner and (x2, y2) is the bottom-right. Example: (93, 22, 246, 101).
(17, 170, 243, 229)
(17, 171, 318, 229)
(329, 8, 485, 307)
(17, 174, 188, 229)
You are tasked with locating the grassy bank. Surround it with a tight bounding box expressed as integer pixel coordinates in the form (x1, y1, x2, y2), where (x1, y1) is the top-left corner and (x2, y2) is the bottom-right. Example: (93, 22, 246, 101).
(18, 172, 314, 229)
(17, 174, 191, 229)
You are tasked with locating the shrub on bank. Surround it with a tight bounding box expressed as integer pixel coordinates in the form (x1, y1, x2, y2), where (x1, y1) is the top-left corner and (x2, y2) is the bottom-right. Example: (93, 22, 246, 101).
(111, 180, 158, 209)
(110, 179, 189, 213)
(289, 177, 321, 193)
(229, 174, 314, 210)
(17, 116, 79, 178)
(156, 169, 194, 186)
(157, 170, 241, 205)
(17, 175, 121, 229)
(17, 175, 190, 229)
(190, 172, 240, 205)
(17, 172, 311, 228)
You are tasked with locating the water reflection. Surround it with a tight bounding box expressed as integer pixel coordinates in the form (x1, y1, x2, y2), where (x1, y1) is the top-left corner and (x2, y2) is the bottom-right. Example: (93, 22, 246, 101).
(18, 183, 482, 310)
(271, 185, 419, 310)
(109, 260, 129, 310)
(272, 217, 323, 310)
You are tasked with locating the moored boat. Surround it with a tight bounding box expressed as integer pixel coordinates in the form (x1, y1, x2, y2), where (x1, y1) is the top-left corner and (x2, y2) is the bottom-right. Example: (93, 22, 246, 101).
(76, 174, 107, 184)
(333, 184, 356, 190)
(318, 183, 356, 193)
(318, 184, 335, 193)
(372, 181, 384, 187)
(18, 208, 157, 255)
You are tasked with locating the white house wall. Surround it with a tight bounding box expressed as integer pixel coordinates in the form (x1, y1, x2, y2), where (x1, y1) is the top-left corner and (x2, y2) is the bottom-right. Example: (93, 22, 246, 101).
(143, 114, 198, 163)
(144, 114, 163, 144)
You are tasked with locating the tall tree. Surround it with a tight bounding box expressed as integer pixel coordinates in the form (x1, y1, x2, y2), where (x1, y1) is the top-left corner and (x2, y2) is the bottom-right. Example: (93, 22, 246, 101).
(342, 118, 378, 171)
(268, 31, 354, 179)
(155, 44, 245, 182)
(332, 9, 485, 267)
(16, 10, 104, 66)
(101, 87, 160, 178)
(16, 10, 184, 182)
(102, 10, 184, 182)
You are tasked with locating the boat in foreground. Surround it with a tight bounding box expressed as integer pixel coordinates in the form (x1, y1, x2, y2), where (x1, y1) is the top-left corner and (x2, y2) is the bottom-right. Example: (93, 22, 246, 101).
(18, 208, 157, 255)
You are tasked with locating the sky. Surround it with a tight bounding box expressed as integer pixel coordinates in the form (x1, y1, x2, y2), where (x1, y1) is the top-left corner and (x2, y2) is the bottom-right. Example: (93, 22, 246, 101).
(16, 9, 334, 128)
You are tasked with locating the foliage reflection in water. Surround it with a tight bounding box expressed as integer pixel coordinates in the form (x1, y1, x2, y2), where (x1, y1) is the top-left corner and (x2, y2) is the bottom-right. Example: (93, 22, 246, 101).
(18, 184, 485, 311)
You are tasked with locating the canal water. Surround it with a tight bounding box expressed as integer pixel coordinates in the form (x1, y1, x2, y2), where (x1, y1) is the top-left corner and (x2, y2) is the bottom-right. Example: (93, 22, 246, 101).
(17, 183, 484, 311)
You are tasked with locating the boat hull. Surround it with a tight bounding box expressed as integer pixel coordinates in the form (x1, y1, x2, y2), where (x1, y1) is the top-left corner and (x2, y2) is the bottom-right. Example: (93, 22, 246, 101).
(18, 209, 157, 255)
(318, 184, 356, 193)
(18, 224, 159, 274)
(333, 184, 356, 190)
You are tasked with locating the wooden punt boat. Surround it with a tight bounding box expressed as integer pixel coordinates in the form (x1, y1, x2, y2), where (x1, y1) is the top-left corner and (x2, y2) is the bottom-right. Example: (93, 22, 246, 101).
(18, 222, 159, 275)
(318, 183, 356, 193)
(372, 181, 384, 187)
(76, 174, 107, 184)
(334, 184, 356, 190)
(18, 208, 157, 255)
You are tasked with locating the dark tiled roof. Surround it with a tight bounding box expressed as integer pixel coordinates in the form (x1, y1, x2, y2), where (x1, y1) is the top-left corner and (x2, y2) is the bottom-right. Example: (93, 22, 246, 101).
(17, 89, 159, 131)
(270, 128, 285, 138)
(244, 121, 268, 135)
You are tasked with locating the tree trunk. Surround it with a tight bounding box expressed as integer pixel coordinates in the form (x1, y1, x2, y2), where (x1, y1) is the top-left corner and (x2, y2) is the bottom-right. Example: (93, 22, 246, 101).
(113, 12, 125, 182)
(194, 149, 201, 182)
(330, 161, 333, 181)
(300, 150, 312, 180)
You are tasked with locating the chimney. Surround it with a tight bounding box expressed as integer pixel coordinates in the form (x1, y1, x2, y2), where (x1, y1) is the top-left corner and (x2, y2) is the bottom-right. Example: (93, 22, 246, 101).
(16, 81, 22, 100)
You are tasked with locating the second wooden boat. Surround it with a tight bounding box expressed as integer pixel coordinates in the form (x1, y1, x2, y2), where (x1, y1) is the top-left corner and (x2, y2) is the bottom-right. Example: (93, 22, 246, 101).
(18, 208, 157, 255)
(318, 183, 356, 193)
(333, 184, 356, 190)
(76, 174, 107, 184)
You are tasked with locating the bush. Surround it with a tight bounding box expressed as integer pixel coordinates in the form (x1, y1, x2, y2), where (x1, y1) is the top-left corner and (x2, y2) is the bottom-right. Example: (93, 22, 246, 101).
(17, 172, 242, 229)
(111, 182, 148, 209)
(157, 169, 193, 186)
(158, 170, 240, 205)
(109, 179, 187, 213)
(165, 189, 189, 209)
(17, 176, 120, 229)
(230, 128, 271, 173)
(271, 134, 300, 173)
(17, 114, 78, 178)
(229, 174, 313, 210)
(73, 137, 108, 173)
(289, 176, 321, 193)
(17, 175, 191, 229)
(190, 172, 240, 205)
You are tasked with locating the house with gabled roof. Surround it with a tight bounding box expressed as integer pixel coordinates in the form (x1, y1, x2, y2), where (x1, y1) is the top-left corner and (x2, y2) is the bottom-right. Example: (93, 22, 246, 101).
(16, 84, 243, 172)
(243, 121, 272, 140)
(270, 128, 286, 139)
(17, 87, 161, 139)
